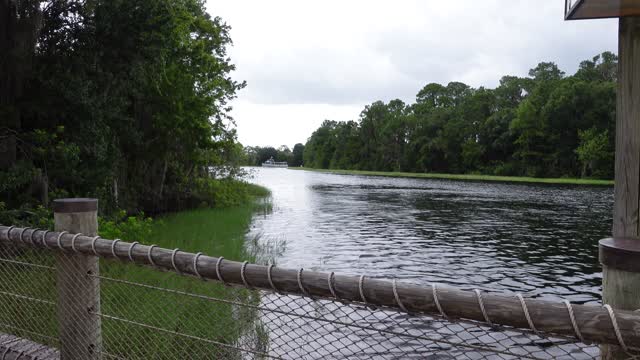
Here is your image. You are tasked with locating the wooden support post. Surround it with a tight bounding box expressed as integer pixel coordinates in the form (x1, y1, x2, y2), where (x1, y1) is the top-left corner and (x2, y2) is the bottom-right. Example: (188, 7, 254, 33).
(53, 198, 102, 360)
(603, 16, 640, 359)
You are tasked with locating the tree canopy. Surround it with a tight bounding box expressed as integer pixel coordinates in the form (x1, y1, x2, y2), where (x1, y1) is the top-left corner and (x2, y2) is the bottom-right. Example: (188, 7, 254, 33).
(303, 52, 617, 179)
(1, 0, 246, 220)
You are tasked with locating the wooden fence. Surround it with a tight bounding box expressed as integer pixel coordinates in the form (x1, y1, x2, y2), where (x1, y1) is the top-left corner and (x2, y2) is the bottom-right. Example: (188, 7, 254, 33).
(0, 198, 639, 359)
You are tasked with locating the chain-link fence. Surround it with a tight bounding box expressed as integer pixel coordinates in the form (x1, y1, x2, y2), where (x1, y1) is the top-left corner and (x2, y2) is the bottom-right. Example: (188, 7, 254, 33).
(1, 231, 633, 360)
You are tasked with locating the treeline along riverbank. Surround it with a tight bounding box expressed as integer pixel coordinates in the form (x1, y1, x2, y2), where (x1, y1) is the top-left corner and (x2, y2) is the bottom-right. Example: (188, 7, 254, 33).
(302, 52, 617, 180)
(291, 167, 613, 186)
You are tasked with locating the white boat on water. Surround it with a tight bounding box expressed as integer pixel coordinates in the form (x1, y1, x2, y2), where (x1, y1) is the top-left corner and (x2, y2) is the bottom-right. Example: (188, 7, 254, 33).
(262, 157, 288, 168)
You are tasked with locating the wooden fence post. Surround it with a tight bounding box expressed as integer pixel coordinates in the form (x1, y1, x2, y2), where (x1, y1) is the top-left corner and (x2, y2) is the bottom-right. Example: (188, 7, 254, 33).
(53, 198, 102, 360)
(602, 16, 640, 360)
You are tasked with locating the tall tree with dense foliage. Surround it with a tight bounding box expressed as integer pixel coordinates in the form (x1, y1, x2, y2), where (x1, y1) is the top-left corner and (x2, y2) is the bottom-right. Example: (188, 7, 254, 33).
(291, 143, 305, 167)
(302, 52, 617, 180)
(1, 0, 247, 223)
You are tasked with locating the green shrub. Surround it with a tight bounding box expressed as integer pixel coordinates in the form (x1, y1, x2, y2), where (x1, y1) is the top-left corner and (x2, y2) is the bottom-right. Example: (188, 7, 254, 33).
(492, 162, 517, 176)
(0, 202, 53, 229)
(192, 179, 270, 208)
(99, 210, 155, 242)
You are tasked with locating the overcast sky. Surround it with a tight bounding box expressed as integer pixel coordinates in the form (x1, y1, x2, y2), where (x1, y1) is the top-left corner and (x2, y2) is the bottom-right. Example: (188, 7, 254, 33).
(206, 0, 617, 148)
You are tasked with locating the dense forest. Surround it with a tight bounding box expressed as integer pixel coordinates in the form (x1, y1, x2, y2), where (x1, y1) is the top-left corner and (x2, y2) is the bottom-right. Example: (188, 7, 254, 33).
(1, 0, 255, 225)
(303, 52, 617, 179)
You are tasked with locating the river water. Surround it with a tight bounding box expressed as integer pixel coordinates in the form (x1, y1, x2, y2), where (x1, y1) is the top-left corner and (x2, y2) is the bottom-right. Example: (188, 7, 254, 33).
(246, 168, 612, 305)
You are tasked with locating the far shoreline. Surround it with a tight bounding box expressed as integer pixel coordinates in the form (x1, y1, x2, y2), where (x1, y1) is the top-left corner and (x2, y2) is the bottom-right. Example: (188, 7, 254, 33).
(288, 167, 614, 186)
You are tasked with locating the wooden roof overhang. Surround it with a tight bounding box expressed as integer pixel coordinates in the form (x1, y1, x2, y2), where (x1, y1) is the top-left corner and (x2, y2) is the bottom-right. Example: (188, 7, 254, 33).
(565, 0, 640, 20)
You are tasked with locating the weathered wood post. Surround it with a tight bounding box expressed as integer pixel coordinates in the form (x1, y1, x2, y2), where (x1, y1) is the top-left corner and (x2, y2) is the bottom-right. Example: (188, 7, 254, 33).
(600, 16, 640, 360)
(564, 2, 640, 357)
(53, 198, 102, 360)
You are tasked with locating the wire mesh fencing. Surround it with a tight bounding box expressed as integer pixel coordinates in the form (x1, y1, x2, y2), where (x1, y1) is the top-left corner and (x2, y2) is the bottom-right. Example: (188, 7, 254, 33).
(0, 242, 58, 355)
(1, 235, 629, 360)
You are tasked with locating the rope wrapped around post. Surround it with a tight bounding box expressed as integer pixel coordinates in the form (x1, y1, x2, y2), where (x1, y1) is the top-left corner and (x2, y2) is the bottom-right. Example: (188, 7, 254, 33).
(1, 225, 639, 350)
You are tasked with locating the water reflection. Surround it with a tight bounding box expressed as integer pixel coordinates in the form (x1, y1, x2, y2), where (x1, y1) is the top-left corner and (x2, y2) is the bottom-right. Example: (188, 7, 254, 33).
(246, 168, 612, 305)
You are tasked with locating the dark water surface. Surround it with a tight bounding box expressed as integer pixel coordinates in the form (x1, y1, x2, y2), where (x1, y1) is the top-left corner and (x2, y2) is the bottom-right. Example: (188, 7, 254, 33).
(246, 168, 612, 305)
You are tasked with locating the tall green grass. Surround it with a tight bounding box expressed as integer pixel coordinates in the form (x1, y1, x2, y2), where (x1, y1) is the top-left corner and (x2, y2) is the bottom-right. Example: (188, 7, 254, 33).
(99, 199, 273, 358)
(151, 206, 263, 257)
(0, 187, 273, 359)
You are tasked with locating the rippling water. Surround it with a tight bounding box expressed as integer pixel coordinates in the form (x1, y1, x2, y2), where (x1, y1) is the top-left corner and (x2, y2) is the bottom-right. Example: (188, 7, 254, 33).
(246, 168, 612, 305)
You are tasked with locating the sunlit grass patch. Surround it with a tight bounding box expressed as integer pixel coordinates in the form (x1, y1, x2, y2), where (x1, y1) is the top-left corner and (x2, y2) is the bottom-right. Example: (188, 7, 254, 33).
(293, 167, 613, 186)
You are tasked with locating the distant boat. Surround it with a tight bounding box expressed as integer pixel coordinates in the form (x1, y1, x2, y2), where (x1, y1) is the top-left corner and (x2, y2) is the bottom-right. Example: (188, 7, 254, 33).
(261, 157, 288, 168)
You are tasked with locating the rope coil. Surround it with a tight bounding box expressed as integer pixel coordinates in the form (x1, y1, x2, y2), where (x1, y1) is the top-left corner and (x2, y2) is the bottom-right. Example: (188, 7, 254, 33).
(56, 231, 68, 251)
(111, 239, 121, 258)
(171, 248, 181, 273)
(432, 283, 447, 318)
(604, 304, 629, 353)
(41, 230, 52, 249)
(517, 294, 537, 333)
(359, 275, 372, 307)
(29, 228, 39, 245)
(392, 279, 408, 312)
(215, 257, 226, 284)
(240, 261, 251, 288)
(1, 337, 23, 347)
(5, 226, 15, 241)
(474, 289, 492, 326)
(19, 228, 31, 244)
(297, 268, 310, 296)
(127, 242, 139, 261)
(267, 263, 279, 293)
(90, 236, 101, 255)
(563, 300, 584, 343)
(193, 252, 204, 280)
(327, 272, 338, 299)
(70, 233, 83, 253)
(147, 245, 157, 266)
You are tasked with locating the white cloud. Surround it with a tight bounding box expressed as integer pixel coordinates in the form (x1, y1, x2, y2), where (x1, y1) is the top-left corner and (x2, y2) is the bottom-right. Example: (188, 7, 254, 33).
(207, 0, 617, 148)
(230, 101, 362, 147)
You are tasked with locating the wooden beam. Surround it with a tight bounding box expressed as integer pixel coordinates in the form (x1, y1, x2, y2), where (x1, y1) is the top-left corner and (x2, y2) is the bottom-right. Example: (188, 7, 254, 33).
(566, 0, 640, 20)
(53, 199, 102, 360)
(613, 17, 640, 239)
(604, 16, 640, 359)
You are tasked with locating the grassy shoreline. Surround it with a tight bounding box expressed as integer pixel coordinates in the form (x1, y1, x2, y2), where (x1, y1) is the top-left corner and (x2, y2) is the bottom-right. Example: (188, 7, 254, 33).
(291, 167, 613, 186)
(0, 184, 273, 358)
(98, 186, 272, 357)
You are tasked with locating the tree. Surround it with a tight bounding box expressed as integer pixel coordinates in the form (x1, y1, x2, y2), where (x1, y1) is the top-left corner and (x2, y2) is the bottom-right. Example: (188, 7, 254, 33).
(575, 52, 618, 82)
(575, 127, 614, 178)
(0, 0, 43, 170)
(256, 147, 278, 165)
(528, 62, 565, 82)
(416, 83, 448, 108)
(292, 143, 305, 167)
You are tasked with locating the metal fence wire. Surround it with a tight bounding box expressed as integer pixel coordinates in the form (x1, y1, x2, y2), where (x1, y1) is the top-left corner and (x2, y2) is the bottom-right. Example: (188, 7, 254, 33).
(0, 232, 636, 359)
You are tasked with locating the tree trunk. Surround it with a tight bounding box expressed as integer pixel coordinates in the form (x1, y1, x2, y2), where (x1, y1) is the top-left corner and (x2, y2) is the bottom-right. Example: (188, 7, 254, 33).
(157, 158, 168, 202)
(0, 0, 42, 170)
(113, 178, 119, 207)
(40, 173, 48, 206)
